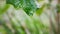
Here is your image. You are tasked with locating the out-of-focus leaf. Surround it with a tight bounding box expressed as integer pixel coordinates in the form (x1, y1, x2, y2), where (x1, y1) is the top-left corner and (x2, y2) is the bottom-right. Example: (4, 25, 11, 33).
(6, 0, 21, 9)
(37, 0, 44, 2)
(23, 0, 37, 16)
(6, 0, 37, 16)
(0, 4, 10, 15)
(57, 4, 60, 12)
(49, 0, 52, 3)
(8, 17, 26, 34)
(0, 26, 6, 34)
(36, 4, 45, 16)
(0, 18, 13, 34)
(2, 24, 13, 34)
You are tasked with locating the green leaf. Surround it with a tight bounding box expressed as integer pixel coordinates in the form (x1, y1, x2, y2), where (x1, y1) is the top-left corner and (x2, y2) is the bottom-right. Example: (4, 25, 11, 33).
(37, 0, 44, 2)
(0, 4, 10, 15)
(6, 0, 37, 16)
(57, 4, 60, 12)
(36, 4, 45, 16)
(6, 0, 21, 9)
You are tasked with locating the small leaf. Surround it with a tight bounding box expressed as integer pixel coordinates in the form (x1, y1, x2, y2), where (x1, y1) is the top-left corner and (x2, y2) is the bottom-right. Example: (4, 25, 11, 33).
(36, 4, 45, 16)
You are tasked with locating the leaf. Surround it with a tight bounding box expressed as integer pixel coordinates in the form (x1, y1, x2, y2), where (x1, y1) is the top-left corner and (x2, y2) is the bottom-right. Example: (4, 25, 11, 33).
(6, 0, 37, 16)
(37, 0, 44, 2)
(0, 4, 10, 15)
(0, 19, 13, 34)
(36, 4, 45, 16)
(6, 0, 21, 9)
(57, 4, 60, 12)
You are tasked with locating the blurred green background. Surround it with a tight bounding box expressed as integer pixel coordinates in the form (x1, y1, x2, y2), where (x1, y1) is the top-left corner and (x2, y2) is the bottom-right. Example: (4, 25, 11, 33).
(0, 0, 60, 34)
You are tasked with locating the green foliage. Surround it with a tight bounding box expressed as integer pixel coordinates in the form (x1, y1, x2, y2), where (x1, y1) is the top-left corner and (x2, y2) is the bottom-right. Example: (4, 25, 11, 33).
(49, 0, 52, 3)
(9, 17, 26, 34)
(57, 4, 60, 12)
(37, 0, 44, 2)
(0, 0, 50, 34)
(6, 0, 21, 8)
(0, 26, 6, 34)
(25, 16, 49, 34)
(0, 18, 13, 34)
(0, 4, 10, 15)
(2, 23, 13, 34)
(6, 0, 37, 16)
(36, 4, 45, 16)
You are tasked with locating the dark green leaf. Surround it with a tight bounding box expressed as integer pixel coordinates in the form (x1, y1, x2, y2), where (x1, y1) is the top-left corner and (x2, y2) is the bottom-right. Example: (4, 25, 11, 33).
(6, 0, 37, 16)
